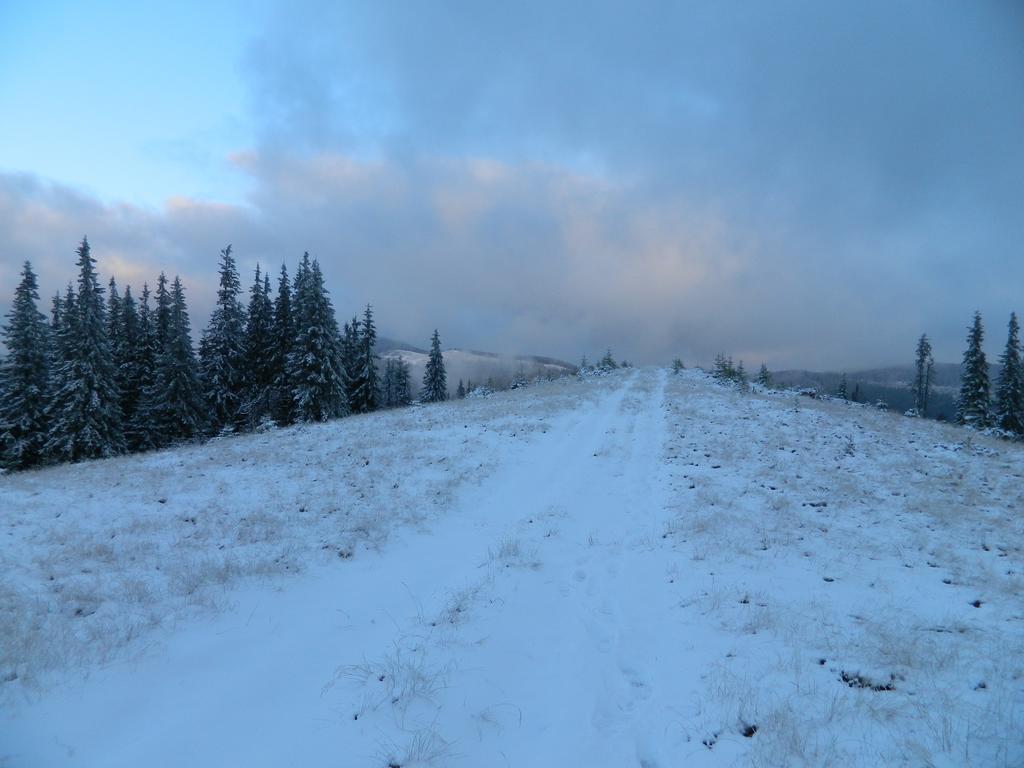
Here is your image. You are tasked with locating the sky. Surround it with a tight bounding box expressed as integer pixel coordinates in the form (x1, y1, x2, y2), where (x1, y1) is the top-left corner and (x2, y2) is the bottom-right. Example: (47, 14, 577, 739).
(1, 0, 1022, 369)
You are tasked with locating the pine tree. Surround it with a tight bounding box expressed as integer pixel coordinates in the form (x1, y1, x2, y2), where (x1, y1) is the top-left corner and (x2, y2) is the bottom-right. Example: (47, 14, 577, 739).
(957, 311, 991, 428)
(421, 330, 448, 403)
(456, 379, 466, 398)
(241, 264, 275, 427)
(269, 264, 295, 425)
(912, 334, 934, 416)
(287, 254, 349, 421)
(671, 358, 684, 374)
(341, 316, 361, 409)
(994, 312, 1023, 436)
(380, 357, 396, 408)
(837, 373, 848, 401)
(599, 348, 617, 371)
(393, 355, 412, 407)
(45, 237, 125, 462)
(117, 286, 145, 447)
(756, 363, 772, 388)
(735, 360, 747, 386)
(153, 272, 172, 353)
(351, 304, 380, 413)
(129, 284, 160, 451)
(200, 245, 247, 432)
(150, 277, 207, 442)
(0, 261, 51, 469)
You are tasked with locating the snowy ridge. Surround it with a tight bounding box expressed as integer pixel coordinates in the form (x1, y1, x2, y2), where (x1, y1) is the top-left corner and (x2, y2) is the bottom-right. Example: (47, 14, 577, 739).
(1, 368, 1022, 766)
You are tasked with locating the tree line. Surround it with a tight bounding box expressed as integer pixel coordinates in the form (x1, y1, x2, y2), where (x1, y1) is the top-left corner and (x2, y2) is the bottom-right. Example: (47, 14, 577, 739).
(0, 238, 450, 470)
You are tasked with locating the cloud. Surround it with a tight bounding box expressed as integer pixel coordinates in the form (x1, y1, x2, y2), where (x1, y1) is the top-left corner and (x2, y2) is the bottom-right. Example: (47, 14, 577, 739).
(3, 2, 1023, 369)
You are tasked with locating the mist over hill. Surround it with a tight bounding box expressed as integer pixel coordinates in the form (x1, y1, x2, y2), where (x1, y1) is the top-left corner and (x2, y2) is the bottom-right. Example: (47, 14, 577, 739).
(772, 362, 1003, 421)
(378, 340, 576, 396)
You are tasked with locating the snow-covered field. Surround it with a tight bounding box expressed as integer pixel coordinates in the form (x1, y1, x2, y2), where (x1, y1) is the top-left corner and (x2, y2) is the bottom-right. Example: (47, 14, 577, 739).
(1, 368, 1021, 766)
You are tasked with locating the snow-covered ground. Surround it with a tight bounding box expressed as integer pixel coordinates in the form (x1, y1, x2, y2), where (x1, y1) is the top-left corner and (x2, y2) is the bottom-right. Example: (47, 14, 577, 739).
(1, 368, 1021, 766)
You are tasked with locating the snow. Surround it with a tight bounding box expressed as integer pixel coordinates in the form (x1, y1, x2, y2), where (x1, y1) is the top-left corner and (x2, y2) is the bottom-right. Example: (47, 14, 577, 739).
(2, 368, 1022, 766)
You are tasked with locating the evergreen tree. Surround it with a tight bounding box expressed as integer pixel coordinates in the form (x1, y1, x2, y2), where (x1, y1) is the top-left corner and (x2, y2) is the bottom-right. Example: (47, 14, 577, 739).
(599, 348, 617, 370)
(0, 261, 51, 469)
(269, 264, 295, 425)
(994, 312, 1023, 435)
(956, 311, 991, 428)
(200, 245, 247, 432)
(287, 254, 349, 421)
(129, 284, 160, 451)
(241, 264, 275, 427)
(341, 316, 361, 409)
(50, 292, 63, 336)
(393, 354, 412, 406)
(456, 379, 466, 398)
(912, 334, 934, 416)
(150, 277, 207, 442)
(735, 360, 747, 385)
(381, 357, 396, 408)
(45, 237, 124, 461)
(106, 278, 124, 382)
(153, 272, 172, 352)
(671, 358, 684, 374)
(836, 373, 848, 401)
(117, 286, 145, 446)
(756, 363, 772, 388)
(421, 330, 448, 403)
(351, 304, 380, 413)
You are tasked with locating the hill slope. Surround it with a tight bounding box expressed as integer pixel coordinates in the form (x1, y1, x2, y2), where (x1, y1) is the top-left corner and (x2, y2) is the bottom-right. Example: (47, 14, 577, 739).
(1, 369, 1021, 766)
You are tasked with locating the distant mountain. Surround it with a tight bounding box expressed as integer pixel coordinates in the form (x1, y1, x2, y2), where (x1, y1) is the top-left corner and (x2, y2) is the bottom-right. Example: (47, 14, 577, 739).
(379, 344, 576, 395)
(376, 336, 428, 356)
(772, 362, 1001, 422)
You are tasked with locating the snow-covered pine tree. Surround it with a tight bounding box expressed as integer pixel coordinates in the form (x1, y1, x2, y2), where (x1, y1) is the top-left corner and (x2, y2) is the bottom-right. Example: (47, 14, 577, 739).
(269, 264, 295, 426)
(956, 311, 991, 428)
(350, 304, 380, 413)
(45, 237, 125, 462)
(50, 292, 63, 335)
(456, 379, 466, 398)
(393, 354, 412, 406)
(912, 333, 934, 416)
(421, 330, 448, 403)
(756, 363, 772, 388)
(150, 276, 207, 442)
(735, 360, 747, 385)
(380, 357, 396, 408)
(128, 283, 160, 451)
(341, 316, 361, 409)
(200, 245, 247, 433)
(241, 264, 275, 427)
(154, 272, 172, 352)
(671, 358, 684, 374)
(117, 286, 144, 446)
(837, 373, 848, 401)
(106, 278, 124, 385)
(599, 348, 617, 371)
(0, 261, 51, 469)
(994, 312, 1023, 436)
(287, 254, 349, 422)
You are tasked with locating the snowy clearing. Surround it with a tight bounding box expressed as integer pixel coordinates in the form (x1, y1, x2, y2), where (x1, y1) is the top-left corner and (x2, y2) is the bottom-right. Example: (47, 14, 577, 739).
(1, 368, 1022, 767)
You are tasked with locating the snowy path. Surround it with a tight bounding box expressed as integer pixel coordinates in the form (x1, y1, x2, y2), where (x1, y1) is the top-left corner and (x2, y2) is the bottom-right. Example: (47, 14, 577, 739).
(2, 370, 690, 767)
